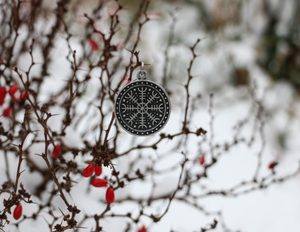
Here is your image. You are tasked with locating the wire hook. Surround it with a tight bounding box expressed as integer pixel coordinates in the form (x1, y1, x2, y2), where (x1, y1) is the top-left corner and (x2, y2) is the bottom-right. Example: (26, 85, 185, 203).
(140, 61, 144, 70)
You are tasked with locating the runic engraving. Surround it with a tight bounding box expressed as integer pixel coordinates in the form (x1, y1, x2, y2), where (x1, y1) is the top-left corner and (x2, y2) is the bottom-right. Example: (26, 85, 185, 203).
(126, 112, 139, 124)
(122, 104, 138, 112)
(145, 92, 159, 106)
(125, 91, 139, 104)
(145, 111, 159, 124)
(115, 80, 170, 136)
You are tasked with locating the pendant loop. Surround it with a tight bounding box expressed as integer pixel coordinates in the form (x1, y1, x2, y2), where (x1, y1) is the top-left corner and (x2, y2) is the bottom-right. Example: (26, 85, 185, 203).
(137, 62, 147, 80)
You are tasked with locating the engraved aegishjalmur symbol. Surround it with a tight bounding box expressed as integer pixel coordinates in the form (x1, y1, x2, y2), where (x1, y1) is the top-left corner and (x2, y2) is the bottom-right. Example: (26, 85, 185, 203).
(115, 80, 170, 136)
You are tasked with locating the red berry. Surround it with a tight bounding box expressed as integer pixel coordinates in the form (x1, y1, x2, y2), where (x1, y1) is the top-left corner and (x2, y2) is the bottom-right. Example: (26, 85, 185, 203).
(138, 225, 147, 232)
(105, 187, 115, 204)
(94, 165, 102, 176)
(82, 164, 95, 177)
(268, 161, 278, 170)
(91, 178, 107, 188)
(52, 145, 62, 159)
(88, 38, 99, 51)
(9, 84, 18, 96)
(13, 204, 23, 220)
(198, 155, 205, 166)
(20, 90, 28, 100)
(0, 87, 6, 105)
(3, 107, 12, 118)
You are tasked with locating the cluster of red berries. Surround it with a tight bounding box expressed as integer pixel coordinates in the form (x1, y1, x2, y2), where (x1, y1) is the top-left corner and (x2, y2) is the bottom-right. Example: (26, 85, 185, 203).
(0, 84, 28, 118)
(49, 144, 114, 203)
(82, 161, 148, 231)
(82, 163, 115, 204)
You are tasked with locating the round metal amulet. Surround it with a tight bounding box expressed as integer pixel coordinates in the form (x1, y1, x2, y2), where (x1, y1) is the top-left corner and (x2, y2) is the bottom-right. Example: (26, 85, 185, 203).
(115, 70, 170, 136)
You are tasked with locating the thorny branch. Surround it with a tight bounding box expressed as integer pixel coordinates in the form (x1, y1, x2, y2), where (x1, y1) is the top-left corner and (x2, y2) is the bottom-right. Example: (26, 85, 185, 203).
(0, 0, 299, 232)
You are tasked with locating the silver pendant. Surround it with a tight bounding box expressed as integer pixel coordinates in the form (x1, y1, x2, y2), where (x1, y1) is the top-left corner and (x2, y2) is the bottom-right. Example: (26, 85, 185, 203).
(115, 64, 170, 136)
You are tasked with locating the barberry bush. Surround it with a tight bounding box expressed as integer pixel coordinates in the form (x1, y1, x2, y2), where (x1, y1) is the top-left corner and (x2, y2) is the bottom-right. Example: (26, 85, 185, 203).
(1, 0, 299, 231)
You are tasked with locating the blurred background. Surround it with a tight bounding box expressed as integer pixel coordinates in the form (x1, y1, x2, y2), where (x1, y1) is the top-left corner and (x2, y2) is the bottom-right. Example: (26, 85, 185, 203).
(140, 0, 300, 231)
(1, 0, 300, 231)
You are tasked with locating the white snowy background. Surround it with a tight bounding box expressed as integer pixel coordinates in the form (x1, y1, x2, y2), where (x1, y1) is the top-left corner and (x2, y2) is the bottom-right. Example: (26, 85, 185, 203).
(1, 0, 300, 231)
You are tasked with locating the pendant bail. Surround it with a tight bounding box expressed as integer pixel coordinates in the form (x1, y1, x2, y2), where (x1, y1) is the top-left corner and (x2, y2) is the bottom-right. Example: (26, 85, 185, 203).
(137, 62, 147, 80)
